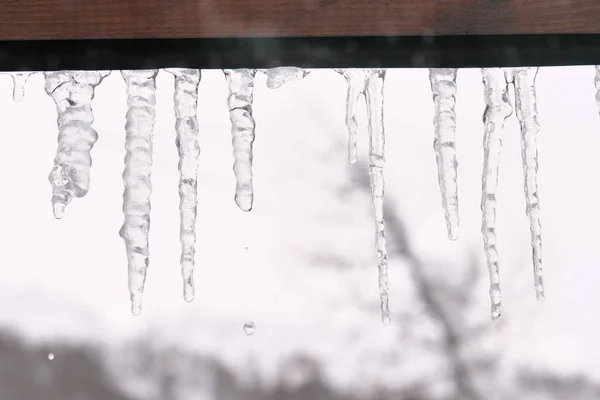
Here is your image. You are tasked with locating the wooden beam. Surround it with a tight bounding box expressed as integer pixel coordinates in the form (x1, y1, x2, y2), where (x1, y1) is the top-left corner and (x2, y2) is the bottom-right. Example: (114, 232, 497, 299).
(1, 0, 600, 40)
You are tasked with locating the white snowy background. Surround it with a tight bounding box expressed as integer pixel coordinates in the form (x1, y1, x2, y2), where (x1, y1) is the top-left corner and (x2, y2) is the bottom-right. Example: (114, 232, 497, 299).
(0, 66, 597, 399)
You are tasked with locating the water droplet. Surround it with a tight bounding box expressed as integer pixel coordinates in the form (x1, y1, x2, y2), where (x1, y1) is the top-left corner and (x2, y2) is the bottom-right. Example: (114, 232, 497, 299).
(243, 321, 255, 336)
(48, 353, 55, 360)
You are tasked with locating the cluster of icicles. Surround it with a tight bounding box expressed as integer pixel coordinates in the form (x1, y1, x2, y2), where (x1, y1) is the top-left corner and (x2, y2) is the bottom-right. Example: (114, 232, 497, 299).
(2, 67, 553, 322)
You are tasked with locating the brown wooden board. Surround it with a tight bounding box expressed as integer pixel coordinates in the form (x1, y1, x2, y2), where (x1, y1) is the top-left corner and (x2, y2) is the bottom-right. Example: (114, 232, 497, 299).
(1, 0, 600, 40)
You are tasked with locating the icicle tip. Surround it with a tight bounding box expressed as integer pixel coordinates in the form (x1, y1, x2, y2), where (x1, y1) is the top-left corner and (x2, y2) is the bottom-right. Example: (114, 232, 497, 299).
(447, 224, 459, 241)
(183, 276, 195, 303)
(130, 297, 143, 316)
(235, 195, 253, 212)
(52, 202, 65, 219)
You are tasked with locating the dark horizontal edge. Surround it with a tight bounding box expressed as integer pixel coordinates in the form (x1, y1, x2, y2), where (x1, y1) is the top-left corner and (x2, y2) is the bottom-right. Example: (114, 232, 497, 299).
(1, 34, 600, 71)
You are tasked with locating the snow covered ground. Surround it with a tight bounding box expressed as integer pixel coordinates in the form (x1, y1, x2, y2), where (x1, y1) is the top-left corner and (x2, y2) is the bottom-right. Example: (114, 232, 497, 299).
(0, 66, 598, 398)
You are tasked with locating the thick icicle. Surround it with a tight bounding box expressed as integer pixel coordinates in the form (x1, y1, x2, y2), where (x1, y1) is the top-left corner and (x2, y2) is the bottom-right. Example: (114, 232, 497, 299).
(223, 69, 256, 212)
(265, 67, 310, 89)
(429, 68, 460, 240)
(338, 69, 369, 165)
(165, 68, 202, 302)
(45, 71, 110, 219)
(5, 72, 33, 102)
(481, 69, 513, 319)
(513, 67, 544, 302)
(120, 70, 159, 316)
(365, 69, 390, 325)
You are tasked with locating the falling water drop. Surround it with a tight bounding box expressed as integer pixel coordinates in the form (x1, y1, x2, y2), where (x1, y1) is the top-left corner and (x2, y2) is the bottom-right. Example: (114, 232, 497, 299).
(480, 68, 513, 320)
(48, 353, 55, 361)
(243, 322, 256, 336)
(429, 68, 460, 240)
(223, 69, 257, 212)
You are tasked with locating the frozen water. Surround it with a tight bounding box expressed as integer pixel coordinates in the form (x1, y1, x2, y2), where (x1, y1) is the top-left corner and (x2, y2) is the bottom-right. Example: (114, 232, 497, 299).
(265, 67, 310, 89)
(338, 69, 369, 164)
(335, 69, 390, 324)
(513, 67, 545, 302)
(223, 69, 257, 212)
(119, 70, 159, 316)
(481, 68, 513, 319)
(4, 72, 33, 102)
(595, 66, 600, 115)
(429, 68, 460, 240)
(48, 353, 55, 360)
(165, 68, 202, 303)
(365, 69, 390, 325)
(45, 71, 111, 219)
(243, 321, 256, 336)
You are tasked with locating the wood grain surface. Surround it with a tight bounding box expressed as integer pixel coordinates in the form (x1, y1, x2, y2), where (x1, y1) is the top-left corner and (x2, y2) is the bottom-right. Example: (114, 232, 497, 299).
(0, 0, 600, 40)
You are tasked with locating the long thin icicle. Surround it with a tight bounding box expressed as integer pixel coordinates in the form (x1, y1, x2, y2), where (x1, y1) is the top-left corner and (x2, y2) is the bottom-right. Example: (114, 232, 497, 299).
(265, 67, 310, 89)
(481, 69, 513, 319)
(429, 68, 460, 240)
(223, 69, 256, 212)
(165, 68, 202, 302)
(120, 70, 158, 316)
(45, 71, 110, 219)
(513, 67, 544, 302)
(365, 69, 390, 325)
(338, 69, 369, 164)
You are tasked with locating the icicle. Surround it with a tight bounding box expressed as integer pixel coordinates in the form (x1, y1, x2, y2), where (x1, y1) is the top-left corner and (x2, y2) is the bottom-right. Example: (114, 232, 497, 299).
(337, 69, 369, 165)
(223, 69, 256, 212)
(265, 67, 310, 89)
(120, 70, 159, 316)
(513, 67, 544, 302)
(429, 68, 460, 240)
(5, 72, 33, 102)
(480, 69, 513, 319)
(44, 71, 110, 219)
(595, 66, 600, 115)
(365, 69, 390, 325)
(165, 68, 202, 303)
